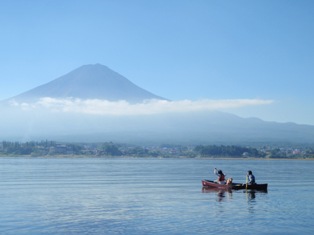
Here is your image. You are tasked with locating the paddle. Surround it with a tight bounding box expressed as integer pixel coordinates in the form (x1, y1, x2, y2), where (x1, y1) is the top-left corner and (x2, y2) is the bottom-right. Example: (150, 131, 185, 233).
(246, 175, 248, 190)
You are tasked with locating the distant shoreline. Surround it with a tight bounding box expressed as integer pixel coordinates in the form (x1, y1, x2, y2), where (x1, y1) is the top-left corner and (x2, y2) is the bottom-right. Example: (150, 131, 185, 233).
(0, 154, 313, 160)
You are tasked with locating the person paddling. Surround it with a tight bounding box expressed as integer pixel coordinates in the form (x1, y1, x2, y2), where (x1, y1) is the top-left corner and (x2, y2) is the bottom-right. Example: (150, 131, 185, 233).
(214, 168, 226, 184)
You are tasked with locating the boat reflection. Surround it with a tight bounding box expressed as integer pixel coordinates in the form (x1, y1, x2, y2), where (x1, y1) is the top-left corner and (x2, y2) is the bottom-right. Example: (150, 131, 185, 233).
(202, 187, 267, 202)
(246, 190, 256, 200)
(202, 187, 233, 202)
(244, 189, 267, 201)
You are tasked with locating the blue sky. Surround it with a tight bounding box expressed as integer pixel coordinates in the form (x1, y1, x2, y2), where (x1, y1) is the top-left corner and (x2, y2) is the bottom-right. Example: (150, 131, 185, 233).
(1, 0, 314, 125)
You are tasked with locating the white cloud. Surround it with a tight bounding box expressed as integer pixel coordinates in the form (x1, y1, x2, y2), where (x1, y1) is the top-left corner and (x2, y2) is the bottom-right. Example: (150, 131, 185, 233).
(10, 97, 274, 115)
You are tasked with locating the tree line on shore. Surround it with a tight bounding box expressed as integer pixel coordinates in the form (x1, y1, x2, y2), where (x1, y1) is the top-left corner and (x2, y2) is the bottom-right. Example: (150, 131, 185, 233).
(0, 140, 313, 159)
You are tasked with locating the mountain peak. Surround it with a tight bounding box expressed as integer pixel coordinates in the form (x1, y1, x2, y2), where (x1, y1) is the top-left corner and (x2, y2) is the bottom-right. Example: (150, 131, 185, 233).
(9, 64, 166, 103)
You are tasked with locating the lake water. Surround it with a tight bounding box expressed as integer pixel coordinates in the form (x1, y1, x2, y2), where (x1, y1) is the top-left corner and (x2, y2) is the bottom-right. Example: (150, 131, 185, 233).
(0, 157, 313, 235)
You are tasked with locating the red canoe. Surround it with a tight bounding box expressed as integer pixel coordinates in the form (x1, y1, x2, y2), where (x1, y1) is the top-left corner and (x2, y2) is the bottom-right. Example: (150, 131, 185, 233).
(202, 179, 268, 191)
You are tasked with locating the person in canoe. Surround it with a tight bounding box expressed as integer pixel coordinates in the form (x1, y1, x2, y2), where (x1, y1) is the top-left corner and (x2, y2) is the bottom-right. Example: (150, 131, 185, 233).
(214, 168, 226, 184)
(247, 170, 256, 185)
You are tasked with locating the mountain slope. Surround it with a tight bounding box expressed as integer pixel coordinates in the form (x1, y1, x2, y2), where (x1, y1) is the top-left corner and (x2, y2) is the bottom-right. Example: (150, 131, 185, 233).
(1, 108, 314, 145)
(2, 64, 314, 144)
(9, 64, 166, 103)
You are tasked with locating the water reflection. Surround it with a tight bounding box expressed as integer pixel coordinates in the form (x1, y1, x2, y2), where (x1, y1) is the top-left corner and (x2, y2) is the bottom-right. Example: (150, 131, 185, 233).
(202, 187, 233, 202)
(244, 190, 269, 215)
(246, 190, 256, 201)
(245, 189, 268, 201)
(202, 187, 268, 203)
(245, 190, 257, 214)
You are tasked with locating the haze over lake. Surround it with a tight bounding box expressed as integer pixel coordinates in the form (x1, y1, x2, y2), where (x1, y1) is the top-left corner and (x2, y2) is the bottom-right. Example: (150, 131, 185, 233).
(1, 64, 314, 144)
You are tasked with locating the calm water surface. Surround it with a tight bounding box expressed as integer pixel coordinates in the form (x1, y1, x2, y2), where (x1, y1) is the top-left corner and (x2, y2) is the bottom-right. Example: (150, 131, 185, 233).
(0, 157, 313, 235)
